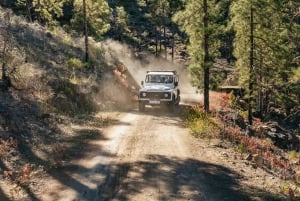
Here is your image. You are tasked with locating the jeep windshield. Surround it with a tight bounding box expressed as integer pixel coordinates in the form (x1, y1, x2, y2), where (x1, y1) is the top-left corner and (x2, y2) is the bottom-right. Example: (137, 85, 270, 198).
(145, 74, 174, 84)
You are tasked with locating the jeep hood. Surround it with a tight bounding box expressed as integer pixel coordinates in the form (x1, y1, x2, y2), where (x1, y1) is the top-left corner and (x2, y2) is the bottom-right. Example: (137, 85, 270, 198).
(140, 85, 172, 91)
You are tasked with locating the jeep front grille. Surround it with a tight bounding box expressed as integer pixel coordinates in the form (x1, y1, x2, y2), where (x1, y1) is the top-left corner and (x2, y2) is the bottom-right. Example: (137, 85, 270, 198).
(141, 92, 171, 99)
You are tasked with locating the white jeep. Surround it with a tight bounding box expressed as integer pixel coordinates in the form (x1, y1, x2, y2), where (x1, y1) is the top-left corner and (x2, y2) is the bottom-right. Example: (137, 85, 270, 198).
(138, 70, 180, 111)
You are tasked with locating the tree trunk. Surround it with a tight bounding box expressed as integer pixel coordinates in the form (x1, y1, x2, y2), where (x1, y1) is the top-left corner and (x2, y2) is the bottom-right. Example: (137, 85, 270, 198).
(203, 0, 210, 112)
(83, 0, 89, 62)
(258, 47, 264, 119)
(26, 0, 32, 22)
(1, 39, 7, 81)
(164, 25, 167, 59)
(1, 12, 11, 90)
(162, 4, 167, 59)
(248, 5, 254, 125)
(155, 26, 158, 56)
(171, 30, 175, 62)
(159, 26, 162, 53)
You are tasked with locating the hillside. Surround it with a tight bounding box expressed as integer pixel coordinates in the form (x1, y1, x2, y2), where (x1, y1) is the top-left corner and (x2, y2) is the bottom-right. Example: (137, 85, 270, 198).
(0, 7, 138, 199)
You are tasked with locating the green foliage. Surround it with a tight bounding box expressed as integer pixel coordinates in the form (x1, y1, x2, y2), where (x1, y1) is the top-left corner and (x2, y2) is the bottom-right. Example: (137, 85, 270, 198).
(237, 109, 248, 120)
(115, 6, 129, 33)
(89, 40, 105, 66)
(186, 106, 220, 138)
(291, 67, 300, 84)
(230, 0, 300, 115)
(210, 70, 227, 90)
(289, 150, 298, 160)
(17, 0, 66, 24)
(238, 142, 246, 154)
(65, 58, 84, 69)
(57, 84, 74, 97)
(71, 0, 111, 37)
(173, 0, 225, 90)
(275, 90, 299, 115)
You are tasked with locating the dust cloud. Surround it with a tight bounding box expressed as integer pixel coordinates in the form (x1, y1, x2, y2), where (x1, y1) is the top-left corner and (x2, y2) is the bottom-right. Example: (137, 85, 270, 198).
(102, 39, 203, 105)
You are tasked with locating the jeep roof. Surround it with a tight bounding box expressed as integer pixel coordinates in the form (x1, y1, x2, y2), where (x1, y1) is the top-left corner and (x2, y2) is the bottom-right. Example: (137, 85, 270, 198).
(146, 70, 177, 75)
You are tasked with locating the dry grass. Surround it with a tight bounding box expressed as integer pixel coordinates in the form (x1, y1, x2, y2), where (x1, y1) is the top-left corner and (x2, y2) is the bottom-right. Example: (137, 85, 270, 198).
(196, 91, 233, 113)
(185, 105, 221, 138)
(0, 137, 18, 158)
(187, 91, 300, 199)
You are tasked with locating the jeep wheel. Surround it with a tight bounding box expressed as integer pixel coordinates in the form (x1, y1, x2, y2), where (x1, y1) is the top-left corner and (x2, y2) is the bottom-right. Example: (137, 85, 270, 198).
(168, 101, 176, 113)
(139, 102, 145, 112)
(176, 95, 180, 105)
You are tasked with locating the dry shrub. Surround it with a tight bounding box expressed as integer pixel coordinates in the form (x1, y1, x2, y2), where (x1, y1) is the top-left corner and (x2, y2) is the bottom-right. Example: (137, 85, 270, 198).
(0, 137, 18, 158)
(19, 163, 31, 183)
(210, 91, 231, 111)
(3, 170, 13, 179)
(203, 91, 297, 181)
(52, 80, 97, 114)
(9, 62, 54, 104)
(186, 105, 221, 138)
(2, 163, 31, 184)
(197, 91, 232, 114)
(221, 123, 299, 181)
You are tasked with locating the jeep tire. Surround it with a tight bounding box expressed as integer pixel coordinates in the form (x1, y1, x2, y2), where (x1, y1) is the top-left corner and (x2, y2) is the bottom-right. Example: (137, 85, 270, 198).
(139, 102, 145, 112)
(168, 95, 177, 112)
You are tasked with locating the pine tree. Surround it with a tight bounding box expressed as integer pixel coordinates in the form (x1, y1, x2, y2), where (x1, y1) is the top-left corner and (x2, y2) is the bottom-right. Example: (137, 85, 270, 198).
(142, 0, 183, 58)
(173, 0, 221, 112)
(16, 0, 33, 22)
(144, 0, 165, 56)
(72, 0, 111, 37)
(114, 6, 129, 40)
(230, 0, 300, 119)
(71, 0, 111, 63)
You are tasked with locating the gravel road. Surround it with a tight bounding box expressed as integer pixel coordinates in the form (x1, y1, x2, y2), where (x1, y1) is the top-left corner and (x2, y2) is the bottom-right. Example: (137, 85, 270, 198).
(35, 105, 285, 201)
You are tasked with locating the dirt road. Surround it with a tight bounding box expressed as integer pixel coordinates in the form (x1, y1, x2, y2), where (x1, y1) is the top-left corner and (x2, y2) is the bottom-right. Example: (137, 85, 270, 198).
(33, 99, 285, 201)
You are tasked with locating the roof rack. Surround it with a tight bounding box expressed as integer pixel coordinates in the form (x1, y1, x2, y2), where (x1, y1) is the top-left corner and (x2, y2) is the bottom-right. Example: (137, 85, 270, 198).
(146, 70, 177, 74)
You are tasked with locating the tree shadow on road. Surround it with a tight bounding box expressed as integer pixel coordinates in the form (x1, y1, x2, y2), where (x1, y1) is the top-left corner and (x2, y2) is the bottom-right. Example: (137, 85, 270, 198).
(100, 155, 285, 201)
(0, 188, 8, 201)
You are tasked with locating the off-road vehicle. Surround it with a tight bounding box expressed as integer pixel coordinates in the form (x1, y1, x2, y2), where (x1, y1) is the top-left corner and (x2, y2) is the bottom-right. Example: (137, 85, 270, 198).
(138, 70, 180, 111)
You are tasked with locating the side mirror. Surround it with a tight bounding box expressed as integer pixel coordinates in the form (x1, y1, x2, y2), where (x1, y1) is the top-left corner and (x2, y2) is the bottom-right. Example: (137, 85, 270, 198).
(141, 81, 144, 86)
(174, 81, 178, 87)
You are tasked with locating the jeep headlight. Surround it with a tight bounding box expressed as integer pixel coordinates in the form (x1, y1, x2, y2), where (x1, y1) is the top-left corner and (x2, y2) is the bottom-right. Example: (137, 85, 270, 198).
(142, 92, 147, 97)
(164, 93, 169, 98)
